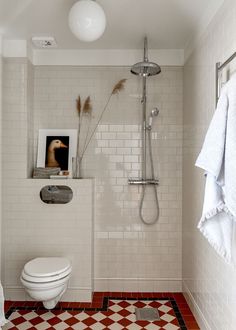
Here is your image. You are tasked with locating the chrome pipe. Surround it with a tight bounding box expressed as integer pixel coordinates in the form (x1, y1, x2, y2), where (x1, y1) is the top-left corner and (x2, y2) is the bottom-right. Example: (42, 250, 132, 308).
(144, 36, 148, 62)
(142, 75, 147, 179)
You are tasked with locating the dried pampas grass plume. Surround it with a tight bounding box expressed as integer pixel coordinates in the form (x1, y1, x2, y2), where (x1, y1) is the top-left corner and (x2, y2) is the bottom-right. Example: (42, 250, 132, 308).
(112, 79, 127, 95)
(76, 95, 81, 116)
(76, 94, 93, 177)
(80, 78, 127, 160)
(83, 96, 92, 114)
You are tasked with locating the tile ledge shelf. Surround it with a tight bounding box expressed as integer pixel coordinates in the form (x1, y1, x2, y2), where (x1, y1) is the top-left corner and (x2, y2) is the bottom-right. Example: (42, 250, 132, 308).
(27, 177, 94, 181)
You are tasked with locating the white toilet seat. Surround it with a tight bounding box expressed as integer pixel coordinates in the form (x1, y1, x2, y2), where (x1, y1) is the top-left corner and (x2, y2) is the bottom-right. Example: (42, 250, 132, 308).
(21, 273, 71, 289)
(21, 257, 72, 283)
(21, 267, 72, 283)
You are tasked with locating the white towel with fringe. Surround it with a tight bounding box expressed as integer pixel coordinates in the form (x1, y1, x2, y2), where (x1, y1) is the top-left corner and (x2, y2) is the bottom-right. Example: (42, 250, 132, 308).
(0, 282, 8, 328)
(195, 74, 236, 264)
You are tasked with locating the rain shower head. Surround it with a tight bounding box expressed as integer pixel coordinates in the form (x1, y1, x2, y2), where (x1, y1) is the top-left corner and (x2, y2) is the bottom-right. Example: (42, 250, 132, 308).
(131, 61, 161, 77)
(131, 37, 161, 77)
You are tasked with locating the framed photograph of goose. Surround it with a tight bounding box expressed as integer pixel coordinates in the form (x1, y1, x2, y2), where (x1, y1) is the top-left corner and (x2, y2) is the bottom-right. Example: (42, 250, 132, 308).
(37, 129, 77, 177)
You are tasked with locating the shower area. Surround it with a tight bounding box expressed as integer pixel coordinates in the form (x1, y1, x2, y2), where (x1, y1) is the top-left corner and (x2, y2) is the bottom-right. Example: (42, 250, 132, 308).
(86, 42, 183, 291)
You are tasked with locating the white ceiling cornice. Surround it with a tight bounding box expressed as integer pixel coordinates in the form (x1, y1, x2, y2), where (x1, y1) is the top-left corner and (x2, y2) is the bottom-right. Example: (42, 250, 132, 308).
(32, 48, 184, 66)
(2, 39, 184, 66)
(3, 39, 27, 57)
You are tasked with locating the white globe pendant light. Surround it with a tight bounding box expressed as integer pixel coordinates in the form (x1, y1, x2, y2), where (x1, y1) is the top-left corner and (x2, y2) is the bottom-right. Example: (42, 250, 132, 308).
(68, 0, 106, 42)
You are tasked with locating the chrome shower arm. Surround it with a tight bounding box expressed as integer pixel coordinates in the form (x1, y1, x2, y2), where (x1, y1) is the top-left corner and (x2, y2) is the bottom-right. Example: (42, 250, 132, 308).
(142, 75, 147, 179)
(144, 36, 148, 62)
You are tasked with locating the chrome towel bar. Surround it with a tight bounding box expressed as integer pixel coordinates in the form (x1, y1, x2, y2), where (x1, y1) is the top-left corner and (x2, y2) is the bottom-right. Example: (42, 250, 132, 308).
(216, 51, 236, 106)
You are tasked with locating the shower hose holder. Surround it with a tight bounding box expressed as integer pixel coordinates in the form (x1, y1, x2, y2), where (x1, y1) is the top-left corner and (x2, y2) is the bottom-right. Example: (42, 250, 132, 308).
(128, 179, 159, 185)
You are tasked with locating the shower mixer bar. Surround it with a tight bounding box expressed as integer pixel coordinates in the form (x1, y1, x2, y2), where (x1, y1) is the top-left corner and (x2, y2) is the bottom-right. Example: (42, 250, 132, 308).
(128, 179, 159, 185)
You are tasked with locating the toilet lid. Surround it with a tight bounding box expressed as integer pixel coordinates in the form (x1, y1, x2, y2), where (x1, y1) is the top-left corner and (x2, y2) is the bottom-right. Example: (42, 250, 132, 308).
(21, 267, 71, 283)
(23, 257, 71, 278)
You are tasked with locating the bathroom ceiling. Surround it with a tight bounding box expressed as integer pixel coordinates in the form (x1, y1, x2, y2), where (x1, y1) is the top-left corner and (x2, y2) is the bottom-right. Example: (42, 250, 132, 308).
(0, 0, 224, 50)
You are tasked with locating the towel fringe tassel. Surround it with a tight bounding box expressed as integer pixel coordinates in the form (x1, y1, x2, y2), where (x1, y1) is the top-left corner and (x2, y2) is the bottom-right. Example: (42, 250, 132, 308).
(198, 226, 231, 263)
(197, 202, 234, 264)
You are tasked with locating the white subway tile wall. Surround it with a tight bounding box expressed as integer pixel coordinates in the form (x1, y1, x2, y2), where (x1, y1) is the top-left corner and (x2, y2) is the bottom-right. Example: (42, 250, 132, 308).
(183, 0, 236, 329)
(2, 62, 183, 298)
(33, 65, 183, 292)
(3, 59, 28, 180)
(0, 54, 2, 275)
(2, 59, 93, 302)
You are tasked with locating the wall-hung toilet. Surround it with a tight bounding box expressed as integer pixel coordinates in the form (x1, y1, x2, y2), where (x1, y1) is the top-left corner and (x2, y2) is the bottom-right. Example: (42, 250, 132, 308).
(21, 257, 72, 309)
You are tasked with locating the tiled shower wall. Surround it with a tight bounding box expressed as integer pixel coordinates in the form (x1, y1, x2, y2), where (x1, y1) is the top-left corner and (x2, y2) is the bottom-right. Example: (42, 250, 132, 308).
(183, 0, 236, 329)
(0, 52, 2, 274)
(33, 66, 183, 292)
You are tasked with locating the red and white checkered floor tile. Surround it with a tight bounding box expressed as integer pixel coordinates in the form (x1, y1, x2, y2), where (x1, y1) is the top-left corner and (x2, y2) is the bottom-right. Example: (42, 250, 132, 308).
(4, 299, 183, 330)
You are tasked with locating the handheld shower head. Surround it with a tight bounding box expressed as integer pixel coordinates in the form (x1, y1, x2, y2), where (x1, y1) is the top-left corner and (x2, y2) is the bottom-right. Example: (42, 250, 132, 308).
(148, 108, 159, 129)
(150, 108, 159, 117)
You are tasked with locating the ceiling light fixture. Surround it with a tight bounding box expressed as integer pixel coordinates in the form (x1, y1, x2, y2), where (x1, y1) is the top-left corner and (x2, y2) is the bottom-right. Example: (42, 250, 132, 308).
(68, 0, 106, 42)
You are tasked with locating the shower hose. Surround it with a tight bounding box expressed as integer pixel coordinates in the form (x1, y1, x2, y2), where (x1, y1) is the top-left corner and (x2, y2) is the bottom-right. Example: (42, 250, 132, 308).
(139, 128, 159, 225)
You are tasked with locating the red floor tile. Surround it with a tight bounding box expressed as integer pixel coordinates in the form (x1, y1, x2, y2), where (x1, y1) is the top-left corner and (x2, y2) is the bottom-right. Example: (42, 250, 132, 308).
(4, 301, 13, 313)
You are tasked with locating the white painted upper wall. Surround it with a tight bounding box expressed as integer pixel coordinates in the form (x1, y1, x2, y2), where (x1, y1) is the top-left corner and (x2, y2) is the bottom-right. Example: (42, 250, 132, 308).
(2, 40, 184, 66)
